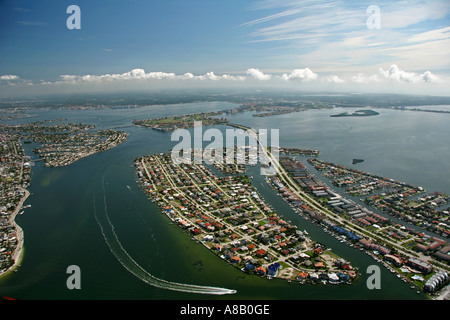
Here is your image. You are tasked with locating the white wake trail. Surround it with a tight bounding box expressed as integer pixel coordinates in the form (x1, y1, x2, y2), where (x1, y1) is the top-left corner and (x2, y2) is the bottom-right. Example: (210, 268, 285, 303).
(93, 178, 236, 296)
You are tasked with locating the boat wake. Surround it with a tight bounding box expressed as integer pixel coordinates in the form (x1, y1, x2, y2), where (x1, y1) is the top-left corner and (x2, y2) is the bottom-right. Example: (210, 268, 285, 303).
(93, 177, 236, 296)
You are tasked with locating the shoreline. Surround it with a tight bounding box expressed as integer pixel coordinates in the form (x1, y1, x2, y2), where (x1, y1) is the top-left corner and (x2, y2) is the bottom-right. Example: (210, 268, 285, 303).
(0, 188, 30, 277)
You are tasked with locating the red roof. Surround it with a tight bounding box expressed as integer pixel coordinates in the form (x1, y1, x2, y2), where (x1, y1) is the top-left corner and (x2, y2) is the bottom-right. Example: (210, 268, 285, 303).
(256, 249, 267, 256)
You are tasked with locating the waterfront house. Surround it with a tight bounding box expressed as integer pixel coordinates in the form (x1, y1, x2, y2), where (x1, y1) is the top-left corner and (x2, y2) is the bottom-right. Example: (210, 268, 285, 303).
(309, 272, 319, 282)
(297, 272, 308, 282)
(268, 263, 280, 277)
(245, 263, 255, 272)
(231, 256, 241, 264)
(255, 266, 266, 276)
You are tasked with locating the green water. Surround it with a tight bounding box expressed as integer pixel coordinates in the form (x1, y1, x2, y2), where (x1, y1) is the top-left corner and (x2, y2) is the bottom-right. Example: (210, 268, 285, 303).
(2, 101, 447, 300)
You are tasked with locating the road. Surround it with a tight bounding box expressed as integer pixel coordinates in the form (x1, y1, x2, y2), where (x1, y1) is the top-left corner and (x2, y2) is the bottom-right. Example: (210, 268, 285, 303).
(9, 188, 30, 269)
(245, 126, 446, 272)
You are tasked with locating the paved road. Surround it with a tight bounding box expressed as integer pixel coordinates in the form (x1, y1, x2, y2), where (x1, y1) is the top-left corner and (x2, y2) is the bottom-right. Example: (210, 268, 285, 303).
(10, 188, 30, 267)
(246, 127, 446, 271)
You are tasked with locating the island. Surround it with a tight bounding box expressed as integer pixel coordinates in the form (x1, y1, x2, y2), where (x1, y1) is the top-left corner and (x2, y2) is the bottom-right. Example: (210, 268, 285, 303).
(352, 159, 364, 165)
(331, 109, 379, 117)
(133, 112, 229, 132)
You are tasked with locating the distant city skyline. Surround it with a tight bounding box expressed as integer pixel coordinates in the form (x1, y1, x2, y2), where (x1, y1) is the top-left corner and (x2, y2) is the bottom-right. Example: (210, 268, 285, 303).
(0, 0, 449, 97)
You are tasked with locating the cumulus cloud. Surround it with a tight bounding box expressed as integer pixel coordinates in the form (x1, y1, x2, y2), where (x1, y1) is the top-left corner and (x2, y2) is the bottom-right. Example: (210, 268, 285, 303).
(246, 68, 272, 80)
(0, 75, 20, 81)
(349, 65, 441, 84)
(197, 72, 220, 81)
(281, 68, 318, 81)
(0, 74, 33, 86)
(378, 64, 440, 83)
(351, 73, 381, 84)
(3, 66, 447, 97)
(56, 69, 245, 84)
(322, 75, 345, 83)
(421, 71, 440, 83)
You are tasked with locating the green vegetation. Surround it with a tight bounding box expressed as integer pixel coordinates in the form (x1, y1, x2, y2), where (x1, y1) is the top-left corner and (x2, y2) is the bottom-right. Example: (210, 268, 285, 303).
(133, 112, 228, 132)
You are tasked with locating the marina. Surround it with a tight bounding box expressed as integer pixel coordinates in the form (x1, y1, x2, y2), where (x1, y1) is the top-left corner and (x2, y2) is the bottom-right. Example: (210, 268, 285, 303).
(266, 155, 449, 294)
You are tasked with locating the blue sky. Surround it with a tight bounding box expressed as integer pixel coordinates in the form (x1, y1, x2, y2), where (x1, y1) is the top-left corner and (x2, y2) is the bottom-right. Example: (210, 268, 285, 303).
(1, 0, 449, 96)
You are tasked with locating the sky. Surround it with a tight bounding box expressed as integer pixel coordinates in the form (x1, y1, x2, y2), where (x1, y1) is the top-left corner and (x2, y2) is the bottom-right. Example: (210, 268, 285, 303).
(0, 0, 449, 97)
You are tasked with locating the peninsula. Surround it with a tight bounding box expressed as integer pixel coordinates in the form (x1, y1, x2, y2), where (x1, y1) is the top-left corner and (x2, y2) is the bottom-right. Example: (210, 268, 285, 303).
(133, 112, 229, 132)
(135, 151, 358, 284)
(0, 134, 31, 275)
(0, 121, 128, 167)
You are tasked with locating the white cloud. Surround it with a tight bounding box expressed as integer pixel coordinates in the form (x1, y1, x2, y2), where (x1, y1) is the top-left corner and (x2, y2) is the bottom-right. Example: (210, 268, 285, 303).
(3, 66, 447, 97)
(242, 1, 450, 75)
(378, 64, 440, 83)
(421, 71, 440, 83)
(407, 26, 450, 43)
(197, 72, 220, 81)
(0, 74, 31, 86)
(322, 75, 345, 83)
(0, 75, 20, 81)
(351, 73, 381, 84)
(381, 1, 450, 29)
(183, 71, 245, 81)
(240, 9, 302, 27)
(281, 68, 318, 81)
(246, 68, 271, 80)
(53, 69, 246, 85)
(348, 65, 442, 85)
